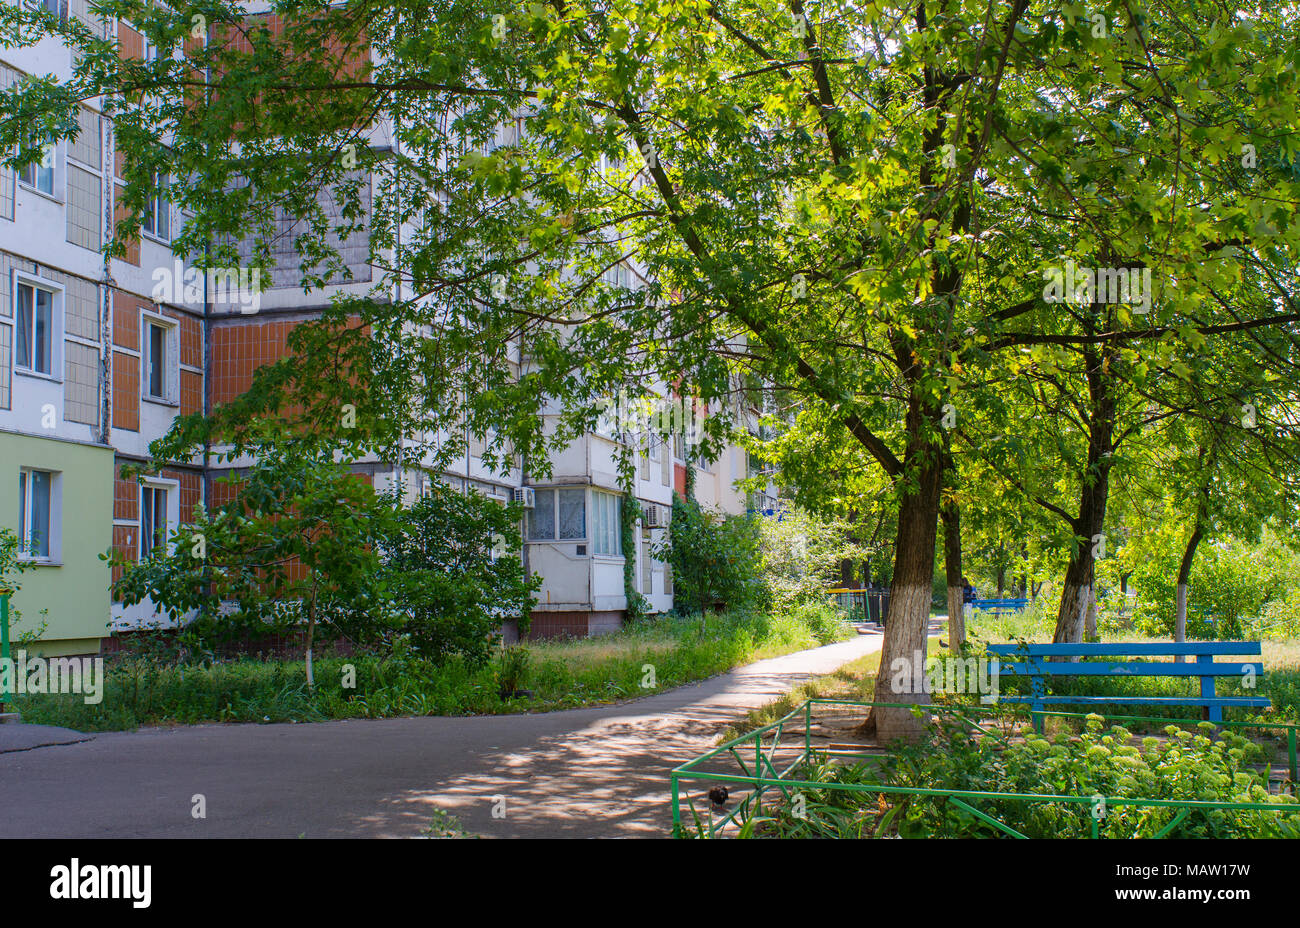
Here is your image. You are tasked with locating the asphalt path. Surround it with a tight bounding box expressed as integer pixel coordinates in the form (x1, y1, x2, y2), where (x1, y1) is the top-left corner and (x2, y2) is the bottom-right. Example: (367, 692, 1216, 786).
(0, 626, 899, 838)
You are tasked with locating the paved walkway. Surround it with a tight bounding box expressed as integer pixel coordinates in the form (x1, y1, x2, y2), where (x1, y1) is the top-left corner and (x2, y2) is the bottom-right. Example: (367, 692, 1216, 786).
(0, 626, 902, 838)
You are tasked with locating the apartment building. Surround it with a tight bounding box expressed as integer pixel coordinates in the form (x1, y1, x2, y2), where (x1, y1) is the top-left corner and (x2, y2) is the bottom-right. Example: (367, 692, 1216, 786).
(0, 4, 762, 653)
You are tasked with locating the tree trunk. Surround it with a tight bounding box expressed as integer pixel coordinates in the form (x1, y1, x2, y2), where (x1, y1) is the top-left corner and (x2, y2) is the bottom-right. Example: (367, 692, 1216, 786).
(1053, 345, 1116, 644)
(941, 497, 965, 650)
(1055, 552, 1093, 645)
(859, 439, 944, 743)
(1174, 461, 1214, 661)
(1174, 525, 1204, 662)
(996, 565, 1005, 598)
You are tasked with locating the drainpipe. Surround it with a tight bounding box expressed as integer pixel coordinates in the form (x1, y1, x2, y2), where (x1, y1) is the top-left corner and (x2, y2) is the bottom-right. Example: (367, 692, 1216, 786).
(98, 109, 113, 446)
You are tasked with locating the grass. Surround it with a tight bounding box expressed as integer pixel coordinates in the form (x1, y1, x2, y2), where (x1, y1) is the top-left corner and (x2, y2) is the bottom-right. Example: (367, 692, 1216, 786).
(13, 605, 854, 732)
(718, 617, 1300, 749)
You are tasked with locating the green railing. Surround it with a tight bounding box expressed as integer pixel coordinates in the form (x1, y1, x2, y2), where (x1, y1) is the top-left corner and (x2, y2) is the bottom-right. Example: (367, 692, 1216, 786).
(670, 698, 1300, 838)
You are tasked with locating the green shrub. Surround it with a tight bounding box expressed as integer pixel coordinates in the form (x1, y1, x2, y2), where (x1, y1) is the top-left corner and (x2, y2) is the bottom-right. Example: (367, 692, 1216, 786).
(660, 496, 764, 615)
(756, 510, 866, 610)
(743, 714, 1299, 839)
(495, 645, 531, 695)
(378, 483, 540, 665)
(787, 601, 851, 645)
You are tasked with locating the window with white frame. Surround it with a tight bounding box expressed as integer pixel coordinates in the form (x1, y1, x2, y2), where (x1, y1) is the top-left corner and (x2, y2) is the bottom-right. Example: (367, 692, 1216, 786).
(602, 261, 632, 290)
(592, 490, 622, 556)
(15, 278, 57, 376)
(142, 173, 171, 241)
(140, 484, 169, 557)
(17, 468, 55, 559)
(557, 488, 585, 539)
(142, 315, 177, 401)
(17, 141, 56, 196)
(526, 487, 586, 541)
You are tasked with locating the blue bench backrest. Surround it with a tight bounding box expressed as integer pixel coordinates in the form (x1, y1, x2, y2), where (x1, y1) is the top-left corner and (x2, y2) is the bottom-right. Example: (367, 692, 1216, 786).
(986, 642, 1261, 657)
(985, 641, 1270, 724)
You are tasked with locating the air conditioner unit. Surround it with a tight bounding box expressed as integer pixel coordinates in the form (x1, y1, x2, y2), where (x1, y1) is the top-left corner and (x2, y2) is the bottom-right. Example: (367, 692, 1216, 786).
(513, 487, 536, 509)
(643, 504, 662, 528)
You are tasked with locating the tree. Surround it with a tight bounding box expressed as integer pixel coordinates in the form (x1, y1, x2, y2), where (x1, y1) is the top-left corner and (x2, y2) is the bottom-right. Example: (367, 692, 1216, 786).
(1108, 336, 1300, 650)
(756, 506, 867, 611)
(110, 443, 389, 687)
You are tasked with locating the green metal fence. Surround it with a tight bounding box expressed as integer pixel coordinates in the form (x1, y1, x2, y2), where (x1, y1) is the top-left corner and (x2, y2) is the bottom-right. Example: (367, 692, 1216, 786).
(670, 698, 1300, 838)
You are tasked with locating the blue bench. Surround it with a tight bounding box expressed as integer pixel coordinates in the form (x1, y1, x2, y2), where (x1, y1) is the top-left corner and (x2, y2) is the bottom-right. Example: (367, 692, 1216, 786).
(969, 598, 1029, 617)
(986, 641, 1272, 729)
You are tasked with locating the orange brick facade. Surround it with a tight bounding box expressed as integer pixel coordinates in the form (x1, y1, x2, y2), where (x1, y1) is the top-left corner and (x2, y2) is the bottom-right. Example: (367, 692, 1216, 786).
(209, 318, 299, 405)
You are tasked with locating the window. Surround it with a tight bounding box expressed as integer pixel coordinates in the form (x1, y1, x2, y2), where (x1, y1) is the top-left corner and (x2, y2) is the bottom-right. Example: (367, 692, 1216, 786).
(527, 488, 586, 541)
(15, 281, 55, 375)
(592, 491, 622, 556)
(527, 487, 554, 540)
(640, 534, 651, 593)
(18, 142, 56, 196)
(142, 173, 171, 240)
(557, 488, 585, 539)
(602, 261, 632, 290)
(141, 313, 177, 402)
(24, 0, 67, 19)
(140, 485, 169, 557)
(145, 319, 169, 399)
(17, 469, 54, 559)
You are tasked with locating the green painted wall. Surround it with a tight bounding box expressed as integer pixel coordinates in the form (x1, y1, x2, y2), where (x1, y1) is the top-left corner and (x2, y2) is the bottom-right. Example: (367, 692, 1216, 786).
(1, 432, 113, 656)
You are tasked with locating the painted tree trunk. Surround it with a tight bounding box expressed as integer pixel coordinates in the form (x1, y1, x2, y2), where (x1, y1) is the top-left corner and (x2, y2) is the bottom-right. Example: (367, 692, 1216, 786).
(863, 445, 944, 742)
(941, 499, 965, 650)
(1054, 542, 1102, 645)
(1173, 526, 1204, 663)
(1053, 346, 1116, 644)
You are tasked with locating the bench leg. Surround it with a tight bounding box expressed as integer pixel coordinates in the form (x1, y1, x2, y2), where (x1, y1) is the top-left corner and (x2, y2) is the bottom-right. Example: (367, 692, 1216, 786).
(1198, 655, 1220, 723)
